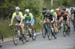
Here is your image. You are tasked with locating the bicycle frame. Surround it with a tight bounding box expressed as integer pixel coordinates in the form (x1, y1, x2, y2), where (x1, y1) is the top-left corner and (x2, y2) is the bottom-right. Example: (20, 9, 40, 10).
(25, 23, 36, 40)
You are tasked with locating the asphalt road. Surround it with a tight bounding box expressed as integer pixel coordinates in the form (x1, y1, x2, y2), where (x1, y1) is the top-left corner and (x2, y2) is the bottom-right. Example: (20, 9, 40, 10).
(1, 22, 75, 49)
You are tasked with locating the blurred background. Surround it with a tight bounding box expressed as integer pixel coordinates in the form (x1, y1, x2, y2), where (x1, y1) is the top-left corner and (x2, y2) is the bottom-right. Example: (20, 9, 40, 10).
(0, 0, 75, 37)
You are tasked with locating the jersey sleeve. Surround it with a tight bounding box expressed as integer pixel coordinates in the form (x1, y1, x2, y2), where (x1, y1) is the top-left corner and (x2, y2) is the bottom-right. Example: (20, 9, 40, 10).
(10, 12, 16, 24)
(12, 12, 16, 21)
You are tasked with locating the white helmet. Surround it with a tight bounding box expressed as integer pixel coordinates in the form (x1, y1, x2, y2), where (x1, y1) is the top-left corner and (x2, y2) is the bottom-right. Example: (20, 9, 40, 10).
(50, 9, 54, 13)
(25, 9, 30, 13)
(15, 6, 20, 10)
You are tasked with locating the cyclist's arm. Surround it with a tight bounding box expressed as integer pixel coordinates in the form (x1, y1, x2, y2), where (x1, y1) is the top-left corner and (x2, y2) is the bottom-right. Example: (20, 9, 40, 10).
(10, 13, 16, 25)
(51, 14, 54, 23)
(51, 17, 55, 23)
(67, 12, 71, 21)
(54, 12, 57, 21)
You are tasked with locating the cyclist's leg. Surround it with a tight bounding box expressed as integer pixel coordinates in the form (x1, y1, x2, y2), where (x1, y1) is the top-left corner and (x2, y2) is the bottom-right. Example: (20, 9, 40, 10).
(15, 23, 21, 36)
(53, 22, 58, 35)
(30, 18, 35, 32)
(59, 17, 63, 31)
(65, 16, 70, 32)
(57, 16, 61, 31)
(67, 19, 70, 32)
(42, 18, 48, 36)
(20, 23, 25, 35)
(63, 20, 67, 37)
(51, 23, 57, 39)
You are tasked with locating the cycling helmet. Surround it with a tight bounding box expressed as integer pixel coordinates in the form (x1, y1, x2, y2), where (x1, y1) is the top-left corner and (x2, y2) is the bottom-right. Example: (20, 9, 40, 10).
(43, 8, 47, 10)
(50, 9, 55, 13)
(25, 9, 30, 13)
(62, 8, 66, 11)
(15, 6, 20, 10)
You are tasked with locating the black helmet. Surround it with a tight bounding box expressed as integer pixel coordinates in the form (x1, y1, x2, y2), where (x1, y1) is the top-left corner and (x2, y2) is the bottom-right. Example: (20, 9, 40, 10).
(43, 8, 47, 10)
(62, 8, 66, 11)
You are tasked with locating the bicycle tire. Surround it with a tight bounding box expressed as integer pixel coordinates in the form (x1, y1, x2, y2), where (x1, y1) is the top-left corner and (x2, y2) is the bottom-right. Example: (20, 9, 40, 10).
(12, 31, 19, 45)
(31, 31, 36, 40)
(45, 24, 52, 40)
(42, 28, 46, 38)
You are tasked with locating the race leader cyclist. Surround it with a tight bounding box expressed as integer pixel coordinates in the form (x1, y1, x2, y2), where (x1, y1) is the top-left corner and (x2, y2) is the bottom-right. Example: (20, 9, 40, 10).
(9, 6, 24, 36)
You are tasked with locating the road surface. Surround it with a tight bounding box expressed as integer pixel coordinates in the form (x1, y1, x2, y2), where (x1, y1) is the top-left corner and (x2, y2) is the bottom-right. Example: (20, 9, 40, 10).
(1, 22, 75, 49)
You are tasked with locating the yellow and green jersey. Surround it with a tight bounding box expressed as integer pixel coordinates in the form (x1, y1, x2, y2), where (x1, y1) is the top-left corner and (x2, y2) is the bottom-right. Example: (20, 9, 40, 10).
(24, 13, 33, 21)
(12, 11, 23, 21)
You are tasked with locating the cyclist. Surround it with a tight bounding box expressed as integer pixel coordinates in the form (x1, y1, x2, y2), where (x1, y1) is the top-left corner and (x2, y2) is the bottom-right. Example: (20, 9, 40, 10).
(42, 8, 56, 39)
(55, 7, 63, 32)
(71, 8, 75, 31)
(66, 8, 71, 32)
(50, 9, 59, 34)
(71, 8, 74, 15)
(9, 6, 25, 38)
(62, 8, 70, 33)
(42, 8, 54, 24)
(24, 9, 35, 37)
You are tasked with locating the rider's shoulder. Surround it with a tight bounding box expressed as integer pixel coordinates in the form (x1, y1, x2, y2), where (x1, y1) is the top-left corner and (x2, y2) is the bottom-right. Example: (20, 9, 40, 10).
(13, 12, 16, 14)
(12, 12, 16, 16)
(19, 11, 23, 13)
(13, 11, 23, 14)
(29, 13, 32, 15)
(29, 13, 33, 16)
(18, 11, 23, 15)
